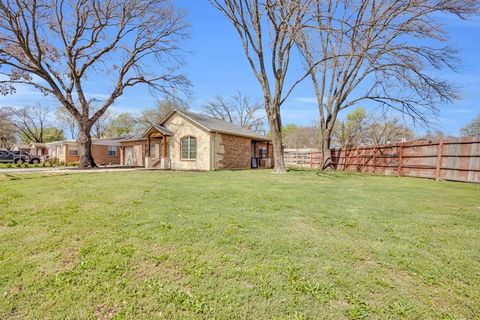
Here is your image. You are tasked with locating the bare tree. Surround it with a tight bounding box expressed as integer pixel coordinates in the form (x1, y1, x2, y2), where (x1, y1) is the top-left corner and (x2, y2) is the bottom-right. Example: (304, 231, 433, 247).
(332, 108, 414, 148)
(0, 107, 16, 149)
(202, 93, 265, 133)
(282, 124, 319, 149)
(297, 0, 478, 169)
(362, 115, 414, 146)
(55, 106, 78, 140)
(136, 98, 188, 132)
(0, 0, 189, 167)
(104, 112, 138, 138)
(6, 104, 50, 143)
(332, 108, 368, 149)
(210, 0, 315, 173)
(91, 109, 116, 139)
(461, 114, 480, 137)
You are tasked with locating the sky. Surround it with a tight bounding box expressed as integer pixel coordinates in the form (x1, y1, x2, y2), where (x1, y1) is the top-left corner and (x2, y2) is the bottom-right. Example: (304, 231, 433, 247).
(0, 1, 479, 136)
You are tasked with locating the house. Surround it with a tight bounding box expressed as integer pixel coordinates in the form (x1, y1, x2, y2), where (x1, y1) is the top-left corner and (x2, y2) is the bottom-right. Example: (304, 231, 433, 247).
(12, 144, 31, 153)
(29, 142, 48, 156)
(119, 109, 272, 170)
(46, 139, 121, 164)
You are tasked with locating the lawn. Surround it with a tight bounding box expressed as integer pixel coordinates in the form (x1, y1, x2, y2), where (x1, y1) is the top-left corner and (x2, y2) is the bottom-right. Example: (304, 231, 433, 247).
(0, 170, 479, 319)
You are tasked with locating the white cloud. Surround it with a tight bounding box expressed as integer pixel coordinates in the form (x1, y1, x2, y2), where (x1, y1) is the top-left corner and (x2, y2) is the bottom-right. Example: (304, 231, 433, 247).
(294, 97, 318, 104)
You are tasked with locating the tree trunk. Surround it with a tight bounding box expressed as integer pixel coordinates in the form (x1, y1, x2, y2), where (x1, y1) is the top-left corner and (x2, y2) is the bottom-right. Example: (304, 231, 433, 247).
(78, 121, 96, 168)
(320, 129, 334, 170)
(269, 115, 286, 173)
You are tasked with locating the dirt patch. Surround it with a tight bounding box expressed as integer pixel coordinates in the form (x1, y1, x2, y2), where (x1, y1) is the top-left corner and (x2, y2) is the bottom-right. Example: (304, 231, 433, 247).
(94, 304, 117, 320)
(54, 248, 79, 273)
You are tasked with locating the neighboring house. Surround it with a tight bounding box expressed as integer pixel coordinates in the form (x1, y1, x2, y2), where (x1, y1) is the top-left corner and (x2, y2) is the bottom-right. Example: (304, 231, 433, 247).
(119, 109, 273, 170)
(12, 144, 31, 153)
(29, 142, 48, 156)
(46, 139, 121, 164)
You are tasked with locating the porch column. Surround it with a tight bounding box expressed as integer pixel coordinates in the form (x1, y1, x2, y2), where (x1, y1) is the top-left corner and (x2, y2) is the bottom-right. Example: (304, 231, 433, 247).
(163, 136, 168, 157)
(147, 134, 151, 157)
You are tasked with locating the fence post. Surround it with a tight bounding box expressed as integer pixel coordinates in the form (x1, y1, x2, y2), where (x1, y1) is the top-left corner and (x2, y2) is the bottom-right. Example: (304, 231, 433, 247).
(398, 143, 404, 177)
(310, 151, 313, 168)
(372, 146, 377, 173)
(356, 147, 360, 172)
(435, 140, 444, 181)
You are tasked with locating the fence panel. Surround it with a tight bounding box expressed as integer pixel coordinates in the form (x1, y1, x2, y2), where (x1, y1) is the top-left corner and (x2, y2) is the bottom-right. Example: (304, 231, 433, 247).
(283, 137, 480, 183)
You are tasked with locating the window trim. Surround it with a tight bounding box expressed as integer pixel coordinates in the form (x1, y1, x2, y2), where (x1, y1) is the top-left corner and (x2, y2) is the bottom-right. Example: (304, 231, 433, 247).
(180, 136, 197, 161)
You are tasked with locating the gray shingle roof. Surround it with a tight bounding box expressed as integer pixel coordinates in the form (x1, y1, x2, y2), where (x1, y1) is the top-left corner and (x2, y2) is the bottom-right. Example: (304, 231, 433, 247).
(170, 109, 270, 141)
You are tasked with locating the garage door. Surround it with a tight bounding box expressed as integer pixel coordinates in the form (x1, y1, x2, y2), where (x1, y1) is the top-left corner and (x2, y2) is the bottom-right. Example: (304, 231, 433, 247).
(125, 147, 135, 166)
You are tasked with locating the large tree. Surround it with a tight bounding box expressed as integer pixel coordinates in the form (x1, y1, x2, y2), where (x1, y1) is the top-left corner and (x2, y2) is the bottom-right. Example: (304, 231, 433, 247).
(202, 93, 265, 133)
(297, 0, 478, 169)
(210, 0, 314, 173)
(461, 114, 480, 137)
(0, 0, 189, 167)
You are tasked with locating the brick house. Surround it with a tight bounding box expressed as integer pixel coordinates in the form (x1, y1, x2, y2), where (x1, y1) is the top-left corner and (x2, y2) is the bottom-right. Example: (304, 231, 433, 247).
(46, 139, 121, 165)
(119, 109, 273, 170)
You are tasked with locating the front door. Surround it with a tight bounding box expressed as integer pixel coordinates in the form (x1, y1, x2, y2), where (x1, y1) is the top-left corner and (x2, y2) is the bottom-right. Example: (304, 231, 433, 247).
(125, 147, 134, 166)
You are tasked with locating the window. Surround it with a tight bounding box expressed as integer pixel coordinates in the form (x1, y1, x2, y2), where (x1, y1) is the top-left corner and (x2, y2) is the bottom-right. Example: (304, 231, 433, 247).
(259, 147, 267, 159)
(108, 146, 117, 157)
(181, 136, 196, 160)
(58, 146, 64, 156)
(150, 144, 156, 158)
(68, 145, 78, 156)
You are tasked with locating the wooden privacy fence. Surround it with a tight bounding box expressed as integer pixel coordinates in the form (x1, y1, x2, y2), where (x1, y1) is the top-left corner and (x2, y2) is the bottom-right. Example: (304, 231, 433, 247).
(284, 137, 480, 183)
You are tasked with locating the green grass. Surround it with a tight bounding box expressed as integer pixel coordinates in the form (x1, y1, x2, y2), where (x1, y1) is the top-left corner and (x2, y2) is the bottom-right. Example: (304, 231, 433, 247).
(0, 170, 479, 319)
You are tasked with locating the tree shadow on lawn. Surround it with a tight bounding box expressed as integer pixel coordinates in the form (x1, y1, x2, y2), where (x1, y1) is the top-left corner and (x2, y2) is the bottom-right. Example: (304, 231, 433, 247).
(287, 167, 348, 180)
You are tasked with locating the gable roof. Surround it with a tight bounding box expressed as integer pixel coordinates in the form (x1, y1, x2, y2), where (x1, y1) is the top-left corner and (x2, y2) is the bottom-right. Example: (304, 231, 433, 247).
(141, 124, 174, 138)
(162, 109, 270, 141)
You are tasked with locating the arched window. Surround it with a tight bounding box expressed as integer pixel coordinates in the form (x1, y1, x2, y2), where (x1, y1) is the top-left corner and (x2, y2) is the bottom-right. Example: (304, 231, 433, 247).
(181, 136, 197, 160)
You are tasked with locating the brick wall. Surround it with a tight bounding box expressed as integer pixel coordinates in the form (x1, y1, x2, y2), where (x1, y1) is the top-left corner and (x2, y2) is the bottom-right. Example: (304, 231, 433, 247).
(218, 134, 251, 169)
(92, 145, 120, 165)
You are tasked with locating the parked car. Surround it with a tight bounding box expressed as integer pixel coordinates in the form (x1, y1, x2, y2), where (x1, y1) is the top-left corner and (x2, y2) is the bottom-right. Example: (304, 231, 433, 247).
(0, 150, 29, 164)
(11, 151, 42, 164)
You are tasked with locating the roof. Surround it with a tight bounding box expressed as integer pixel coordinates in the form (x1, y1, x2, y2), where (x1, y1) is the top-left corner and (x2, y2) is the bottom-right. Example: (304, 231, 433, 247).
(45, 139, 121, 146)
(30, 142, 46, 148)
(141, 124, 174, 139)
(162, 109, 270, 141)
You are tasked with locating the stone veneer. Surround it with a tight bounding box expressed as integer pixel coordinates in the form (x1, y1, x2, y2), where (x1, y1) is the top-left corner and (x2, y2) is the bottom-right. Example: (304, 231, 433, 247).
(165, 113, 211, 171)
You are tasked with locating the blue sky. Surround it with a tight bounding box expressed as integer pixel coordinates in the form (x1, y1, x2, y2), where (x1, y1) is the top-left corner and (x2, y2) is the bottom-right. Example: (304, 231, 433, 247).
(1, 1, 479, 135)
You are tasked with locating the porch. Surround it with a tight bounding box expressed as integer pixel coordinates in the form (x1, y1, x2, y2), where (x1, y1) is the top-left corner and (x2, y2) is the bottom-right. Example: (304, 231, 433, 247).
(251, 140, 273, 169)
(120, 124, 173, 169)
